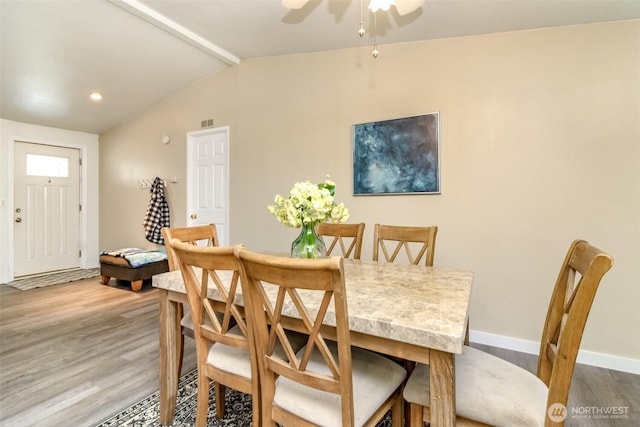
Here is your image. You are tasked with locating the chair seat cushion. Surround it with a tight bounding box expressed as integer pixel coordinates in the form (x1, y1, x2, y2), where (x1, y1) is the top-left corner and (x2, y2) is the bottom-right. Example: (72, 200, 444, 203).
(208, 326, 307, 381)
(208, 326, 253, 380)
(179, 307, 220, 331)
(274, 342, 407, 427)
(403, 345, 548, 427)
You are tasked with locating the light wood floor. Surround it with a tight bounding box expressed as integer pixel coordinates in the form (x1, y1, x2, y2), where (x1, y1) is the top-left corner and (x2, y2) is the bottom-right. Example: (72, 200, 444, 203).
(0, 277, 197, 427)
(1, 278, 638, 427)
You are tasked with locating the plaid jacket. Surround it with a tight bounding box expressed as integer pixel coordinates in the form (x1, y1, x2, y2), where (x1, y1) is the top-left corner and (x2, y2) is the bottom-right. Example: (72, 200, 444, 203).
(143, 177, 170, 245)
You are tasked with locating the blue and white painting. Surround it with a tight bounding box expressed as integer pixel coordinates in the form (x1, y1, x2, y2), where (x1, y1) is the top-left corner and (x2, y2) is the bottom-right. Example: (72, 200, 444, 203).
(353, 113, 440, 195)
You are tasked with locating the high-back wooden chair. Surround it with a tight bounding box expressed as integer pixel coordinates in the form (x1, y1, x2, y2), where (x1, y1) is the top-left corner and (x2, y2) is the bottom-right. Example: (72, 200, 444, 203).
(236, 249, 407, 427)
(169, 239, 257, 427)
(373, 224, 438, 266)
(163, 224, 219, 271)
(317, 222, 366, 259)
(161, 225, 219, 377)
(403, 239, 613, 427)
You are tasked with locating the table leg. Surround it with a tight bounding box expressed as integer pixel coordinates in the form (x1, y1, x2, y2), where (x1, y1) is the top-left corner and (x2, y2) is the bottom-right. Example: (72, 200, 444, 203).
(429, 349, 456, 427)
(159, 289, 181, 425)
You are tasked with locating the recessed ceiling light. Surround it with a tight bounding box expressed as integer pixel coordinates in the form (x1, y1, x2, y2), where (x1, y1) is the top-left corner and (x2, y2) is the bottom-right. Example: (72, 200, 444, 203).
(90, 91, 103, 101)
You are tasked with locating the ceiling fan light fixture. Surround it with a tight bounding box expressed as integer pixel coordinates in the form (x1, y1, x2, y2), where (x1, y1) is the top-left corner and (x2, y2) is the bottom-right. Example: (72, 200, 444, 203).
(281, 0, 425, 59)
(281, 0, 309, 10)
(394, 0, 425, 16)
(89, 91, 103, 102)
(369, 0, 396, 13)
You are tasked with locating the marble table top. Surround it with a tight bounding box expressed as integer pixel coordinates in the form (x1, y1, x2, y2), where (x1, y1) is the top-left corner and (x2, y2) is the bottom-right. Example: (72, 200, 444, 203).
(153, 258, 473, 354)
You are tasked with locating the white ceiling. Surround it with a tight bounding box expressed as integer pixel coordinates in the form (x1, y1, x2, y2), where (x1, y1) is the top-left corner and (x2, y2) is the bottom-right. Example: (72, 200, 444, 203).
(1, 0, 639, 134)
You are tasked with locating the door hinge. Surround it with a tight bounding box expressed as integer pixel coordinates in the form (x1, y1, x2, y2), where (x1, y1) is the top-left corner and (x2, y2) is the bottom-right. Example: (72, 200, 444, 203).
(79, 204, 82, 212)
(79, 158, 82, 166)
(79, 250, 82, 258)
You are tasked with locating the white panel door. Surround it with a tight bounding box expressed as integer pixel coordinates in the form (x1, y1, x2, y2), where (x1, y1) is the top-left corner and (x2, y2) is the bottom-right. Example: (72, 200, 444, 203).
(187, 127, 229, 245)
(13, 142, 81, 277)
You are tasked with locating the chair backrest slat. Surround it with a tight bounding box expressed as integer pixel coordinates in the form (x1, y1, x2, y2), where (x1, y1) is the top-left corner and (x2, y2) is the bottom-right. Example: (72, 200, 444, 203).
(373, 224, 438, 266)
(317, 222, 365, 259)
(537, 239, 613, 412)
(169, 240, 248, 350)
(162, 225, 219, 271)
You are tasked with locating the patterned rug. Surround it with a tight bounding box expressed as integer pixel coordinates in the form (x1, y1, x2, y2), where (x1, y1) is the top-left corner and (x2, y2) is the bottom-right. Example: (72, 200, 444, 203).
(95, 369, 250, 427)
(95, 369, 394, 426)
(5, 268, 101, 291)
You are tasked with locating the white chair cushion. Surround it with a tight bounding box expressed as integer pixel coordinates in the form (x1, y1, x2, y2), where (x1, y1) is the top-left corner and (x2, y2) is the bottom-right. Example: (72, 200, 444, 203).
(180, 306, 221, 331)
(403, 345, 548, 427)
(179, 310, 195, 330)
(273, 342, 407, 427)
(208, 326, 308, 381)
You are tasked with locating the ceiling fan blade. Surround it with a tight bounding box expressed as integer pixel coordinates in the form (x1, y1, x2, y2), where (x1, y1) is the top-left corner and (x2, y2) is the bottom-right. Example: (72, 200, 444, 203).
(395, 0, 425, 16)
(281, 0, 311, 9)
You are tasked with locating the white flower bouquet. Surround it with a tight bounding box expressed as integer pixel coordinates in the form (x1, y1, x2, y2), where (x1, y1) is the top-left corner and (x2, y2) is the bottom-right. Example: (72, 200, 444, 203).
(268, 177, 349, 228)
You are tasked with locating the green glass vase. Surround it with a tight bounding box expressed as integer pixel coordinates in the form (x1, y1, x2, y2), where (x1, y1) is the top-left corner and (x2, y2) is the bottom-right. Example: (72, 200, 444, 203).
(291, 222, 327, 259)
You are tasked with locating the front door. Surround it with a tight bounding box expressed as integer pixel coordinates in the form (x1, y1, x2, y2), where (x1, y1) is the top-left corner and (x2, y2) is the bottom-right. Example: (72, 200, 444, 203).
(186, 127, 229, 245)
(13, 142, 81, 277)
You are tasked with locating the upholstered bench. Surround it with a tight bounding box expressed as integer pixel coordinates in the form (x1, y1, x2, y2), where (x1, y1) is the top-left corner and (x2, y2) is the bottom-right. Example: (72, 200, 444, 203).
(100, 248, 169, 291)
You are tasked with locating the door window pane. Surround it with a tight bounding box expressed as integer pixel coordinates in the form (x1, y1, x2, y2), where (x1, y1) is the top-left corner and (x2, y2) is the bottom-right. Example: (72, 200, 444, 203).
(26, 154, 69, 177)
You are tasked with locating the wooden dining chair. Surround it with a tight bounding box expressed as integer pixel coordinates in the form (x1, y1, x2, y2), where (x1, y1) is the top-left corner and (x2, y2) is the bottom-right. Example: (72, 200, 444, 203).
(162, 225, 219, 376)
(372, 224, 438, 266)
(403, 239, 613, 427)
(163, 224, 219, 271)
(169, 239, 257, 427)
(236, 248, 407, 427)
(317, 222, 366, 259)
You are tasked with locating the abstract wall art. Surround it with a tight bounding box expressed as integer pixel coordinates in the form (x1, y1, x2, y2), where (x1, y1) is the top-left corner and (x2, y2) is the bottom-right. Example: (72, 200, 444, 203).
(352, 112, 440, 195)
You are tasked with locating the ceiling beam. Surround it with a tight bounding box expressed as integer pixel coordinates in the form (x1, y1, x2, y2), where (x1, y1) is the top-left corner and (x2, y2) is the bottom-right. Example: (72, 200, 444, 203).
(107, 0, 241, 65)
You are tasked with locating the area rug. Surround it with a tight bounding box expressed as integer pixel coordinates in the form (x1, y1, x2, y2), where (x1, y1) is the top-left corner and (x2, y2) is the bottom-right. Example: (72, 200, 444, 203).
(5, 268, 100, 291)
(95, 369, 394, 427)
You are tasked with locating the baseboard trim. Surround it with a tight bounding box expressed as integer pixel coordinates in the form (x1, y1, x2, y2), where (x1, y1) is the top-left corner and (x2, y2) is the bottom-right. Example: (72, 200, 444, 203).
(469, 330, 640, 375)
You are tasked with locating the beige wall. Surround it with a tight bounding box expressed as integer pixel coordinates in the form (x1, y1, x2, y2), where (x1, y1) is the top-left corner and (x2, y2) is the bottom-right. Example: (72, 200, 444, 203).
(100, 21, 640, 368)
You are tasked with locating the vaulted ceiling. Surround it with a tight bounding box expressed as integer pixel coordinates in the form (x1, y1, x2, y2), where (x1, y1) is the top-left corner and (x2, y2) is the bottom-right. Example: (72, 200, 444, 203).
(1, 0, 639, 134)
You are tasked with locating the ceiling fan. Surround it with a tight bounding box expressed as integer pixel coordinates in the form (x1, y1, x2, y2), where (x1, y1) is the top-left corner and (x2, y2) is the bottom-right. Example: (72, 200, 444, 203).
(282, 0, 426, 57)
(282, 0, 425, 16)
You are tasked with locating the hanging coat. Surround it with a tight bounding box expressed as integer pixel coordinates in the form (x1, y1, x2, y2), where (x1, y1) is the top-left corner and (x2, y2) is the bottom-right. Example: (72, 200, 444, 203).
(143, 177, 170, 244)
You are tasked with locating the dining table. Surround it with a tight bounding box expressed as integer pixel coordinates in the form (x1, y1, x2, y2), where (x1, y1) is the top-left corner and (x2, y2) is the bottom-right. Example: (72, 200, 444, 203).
(153, 258, 473, 427)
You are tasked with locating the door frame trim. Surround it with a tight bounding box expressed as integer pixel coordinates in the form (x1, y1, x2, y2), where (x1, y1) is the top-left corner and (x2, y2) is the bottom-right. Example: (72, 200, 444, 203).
(7, 137, 91, 282)
(13, 141, 82, 276)
(186, 126, 230, 245)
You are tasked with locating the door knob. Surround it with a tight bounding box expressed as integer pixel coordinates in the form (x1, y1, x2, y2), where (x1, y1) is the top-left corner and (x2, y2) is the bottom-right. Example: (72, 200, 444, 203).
(15, 218, 22, 223)
(190, 214, 197, 219)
